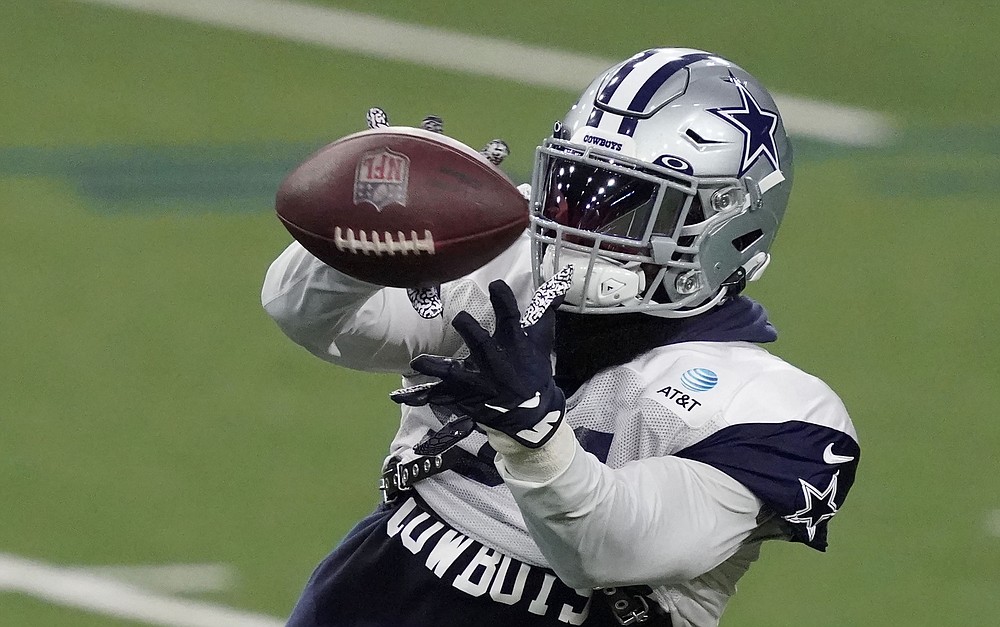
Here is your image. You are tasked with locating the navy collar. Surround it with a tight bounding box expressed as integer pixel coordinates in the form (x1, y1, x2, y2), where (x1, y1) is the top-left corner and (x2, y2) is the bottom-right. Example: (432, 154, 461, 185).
(668, 295, 777, 345)
(553, 296, 777, 395)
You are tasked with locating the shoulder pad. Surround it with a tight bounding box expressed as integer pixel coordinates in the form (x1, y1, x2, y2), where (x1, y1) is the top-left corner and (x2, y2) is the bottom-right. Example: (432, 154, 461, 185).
(633, 343, 860, 550)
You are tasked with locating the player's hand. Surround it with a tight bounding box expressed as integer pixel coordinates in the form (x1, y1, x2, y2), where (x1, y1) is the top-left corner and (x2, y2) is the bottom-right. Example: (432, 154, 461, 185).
(364, 107, 510, 320)
(391, 267, 573, 448)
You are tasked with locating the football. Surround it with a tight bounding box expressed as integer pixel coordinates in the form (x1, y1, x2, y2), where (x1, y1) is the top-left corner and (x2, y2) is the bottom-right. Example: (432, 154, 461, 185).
(275, 127, 529, 288)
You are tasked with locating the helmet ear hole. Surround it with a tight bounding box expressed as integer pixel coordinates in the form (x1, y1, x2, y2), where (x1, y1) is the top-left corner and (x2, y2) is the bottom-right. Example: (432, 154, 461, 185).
(732, 229, 764, 252)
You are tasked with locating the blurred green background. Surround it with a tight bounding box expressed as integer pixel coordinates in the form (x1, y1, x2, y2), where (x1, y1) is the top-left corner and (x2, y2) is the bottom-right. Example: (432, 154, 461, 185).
(2, 1, 998, 625)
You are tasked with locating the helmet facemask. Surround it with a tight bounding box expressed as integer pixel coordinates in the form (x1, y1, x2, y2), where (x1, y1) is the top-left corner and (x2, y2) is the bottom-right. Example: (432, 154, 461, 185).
(530, 138, 752, 317)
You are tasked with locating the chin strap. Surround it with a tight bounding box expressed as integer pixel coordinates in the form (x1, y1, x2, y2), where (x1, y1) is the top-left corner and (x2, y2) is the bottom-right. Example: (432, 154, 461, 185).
(718, 251, 771, 302)
(543, 247, 646, 308)
(543, 241, 774, 317)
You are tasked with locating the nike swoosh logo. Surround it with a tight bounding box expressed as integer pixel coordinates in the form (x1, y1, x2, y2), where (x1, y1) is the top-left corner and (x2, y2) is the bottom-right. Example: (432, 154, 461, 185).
(485, 392, 541, 414)
(517, 392, 542, 409)
(823, 443, 855, 464)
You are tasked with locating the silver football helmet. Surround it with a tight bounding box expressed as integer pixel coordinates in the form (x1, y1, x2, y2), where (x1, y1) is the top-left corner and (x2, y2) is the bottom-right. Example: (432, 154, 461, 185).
(530, 48, 793, 317)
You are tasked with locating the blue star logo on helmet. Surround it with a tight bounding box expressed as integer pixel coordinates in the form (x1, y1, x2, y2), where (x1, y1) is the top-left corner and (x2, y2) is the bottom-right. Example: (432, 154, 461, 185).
(708, 71, 780, 177)
(680, 368, 718, 392)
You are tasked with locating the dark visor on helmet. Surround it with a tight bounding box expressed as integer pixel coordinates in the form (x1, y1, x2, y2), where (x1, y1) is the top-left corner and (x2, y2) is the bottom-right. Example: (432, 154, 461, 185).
(541, 157, 688, 241)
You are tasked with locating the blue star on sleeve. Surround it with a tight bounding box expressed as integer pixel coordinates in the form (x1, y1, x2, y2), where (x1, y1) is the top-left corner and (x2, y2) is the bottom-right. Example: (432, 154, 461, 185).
(675, 420, 860, 551)
(784, 472, 840, 543)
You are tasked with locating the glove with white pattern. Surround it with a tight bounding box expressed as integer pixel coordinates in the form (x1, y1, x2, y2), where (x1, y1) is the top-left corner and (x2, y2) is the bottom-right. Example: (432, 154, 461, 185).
(391, 267, 573, 449)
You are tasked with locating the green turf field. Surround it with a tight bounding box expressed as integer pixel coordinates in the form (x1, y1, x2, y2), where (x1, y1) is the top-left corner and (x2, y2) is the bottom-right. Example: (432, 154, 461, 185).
(2, 1, 998, 625)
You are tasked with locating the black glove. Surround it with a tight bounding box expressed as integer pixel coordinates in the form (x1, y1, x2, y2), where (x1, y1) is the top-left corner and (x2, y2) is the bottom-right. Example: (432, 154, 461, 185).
(392, 267, 573, 448)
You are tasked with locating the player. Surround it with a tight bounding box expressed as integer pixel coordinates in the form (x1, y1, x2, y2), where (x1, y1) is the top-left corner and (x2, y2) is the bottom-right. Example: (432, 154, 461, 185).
(262, 48, 860, 627)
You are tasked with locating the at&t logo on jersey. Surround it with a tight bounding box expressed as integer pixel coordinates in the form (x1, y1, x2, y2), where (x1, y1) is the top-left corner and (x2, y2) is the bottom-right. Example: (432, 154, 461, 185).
(656, 368, 718, 413)
(680, 368, 718, 392)
(354, 148, 410, 212)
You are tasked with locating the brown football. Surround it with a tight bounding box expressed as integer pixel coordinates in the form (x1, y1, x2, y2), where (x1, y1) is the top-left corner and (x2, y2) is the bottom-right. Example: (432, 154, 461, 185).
(275, 127, 529, 288)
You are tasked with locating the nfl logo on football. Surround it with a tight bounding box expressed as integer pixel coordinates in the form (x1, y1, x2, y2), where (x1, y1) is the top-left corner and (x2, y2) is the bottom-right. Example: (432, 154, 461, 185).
(354, 148, 410, 212)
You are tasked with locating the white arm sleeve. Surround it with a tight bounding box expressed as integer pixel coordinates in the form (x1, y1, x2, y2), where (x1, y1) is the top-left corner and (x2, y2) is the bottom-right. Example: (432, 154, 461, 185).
(261, 241, 450, 373)
(494, 422, 762, 589)
(261, 233, 534, 373)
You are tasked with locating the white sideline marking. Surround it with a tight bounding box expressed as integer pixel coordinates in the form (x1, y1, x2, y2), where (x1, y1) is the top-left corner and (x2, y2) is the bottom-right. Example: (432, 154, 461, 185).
(986, 509, 1000, 537)
(0, 553, 284, 627)
(77, 563, 237, 594)
(72, 0, 894, 146)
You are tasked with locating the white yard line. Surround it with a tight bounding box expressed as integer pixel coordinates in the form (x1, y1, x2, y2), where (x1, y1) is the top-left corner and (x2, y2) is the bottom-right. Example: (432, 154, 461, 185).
(76, 563, 237, 594)
(0, 553, 283, 627)
(72, 0, 894, 146)
(986, 509, 1000, 537)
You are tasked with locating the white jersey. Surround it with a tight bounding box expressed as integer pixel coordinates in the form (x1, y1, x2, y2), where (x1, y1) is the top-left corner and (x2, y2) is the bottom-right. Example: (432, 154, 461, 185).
(262, 233, 860, 627)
